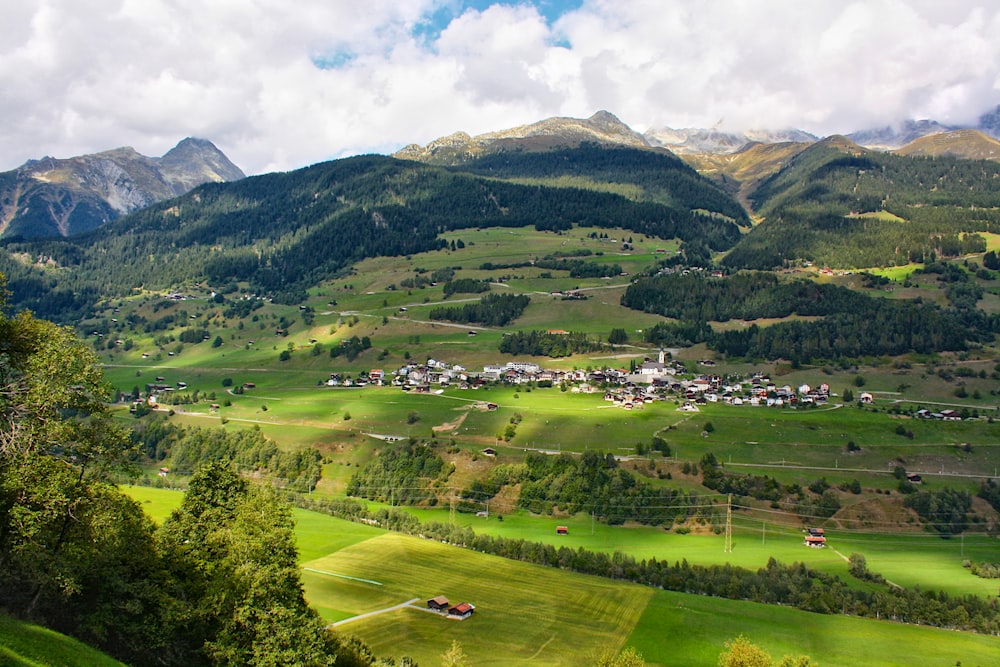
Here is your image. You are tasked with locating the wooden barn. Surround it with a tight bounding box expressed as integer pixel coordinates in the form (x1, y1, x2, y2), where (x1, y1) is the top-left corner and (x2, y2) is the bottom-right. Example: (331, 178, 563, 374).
(448, 602, 475, 619)
(427, 596, 449, 611)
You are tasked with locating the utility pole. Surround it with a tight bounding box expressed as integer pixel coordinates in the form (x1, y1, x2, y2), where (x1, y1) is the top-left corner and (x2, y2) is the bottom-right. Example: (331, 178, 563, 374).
(726, 494, 734, 552)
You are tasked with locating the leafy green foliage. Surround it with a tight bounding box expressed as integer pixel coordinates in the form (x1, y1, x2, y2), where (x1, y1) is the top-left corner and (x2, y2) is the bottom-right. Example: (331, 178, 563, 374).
(903, 488, 973, 534)
(347, 440, 449, 504)
(159, 463, 338, 666)
(457, 143, 750, 225)
(429, 293, 530, 326)
(442, 278, 491, 297)
(475, 451, 698, 526)
(499, 330, 606, 357)
(131, 419, 321, 492)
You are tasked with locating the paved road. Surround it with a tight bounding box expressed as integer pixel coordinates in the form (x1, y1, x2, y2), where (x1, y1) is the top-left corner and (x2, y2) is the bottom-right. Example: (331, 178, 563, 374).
(329, 597, 421, 628)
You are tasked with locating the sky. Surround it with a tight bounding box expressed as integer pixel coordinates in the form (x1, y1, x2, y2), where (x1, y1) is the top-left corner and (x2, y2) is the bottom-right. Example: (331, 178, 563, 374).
(3, 0, 1000, 175)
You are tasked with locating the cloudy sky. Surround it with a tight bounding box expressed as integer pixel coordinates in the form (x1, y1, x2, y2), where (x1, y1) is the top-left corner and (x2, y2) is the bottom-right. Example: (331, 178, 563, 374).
(3, 0, 1000, 175)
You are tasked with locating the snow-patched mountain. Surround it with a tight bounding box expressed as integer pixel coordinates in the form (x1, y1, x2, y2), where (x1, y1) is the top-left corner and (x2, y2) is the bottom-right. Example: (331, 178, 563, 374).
(0, 138, 244, 239)
(394, 111, 650, 164)
(643, 127, 818, 155)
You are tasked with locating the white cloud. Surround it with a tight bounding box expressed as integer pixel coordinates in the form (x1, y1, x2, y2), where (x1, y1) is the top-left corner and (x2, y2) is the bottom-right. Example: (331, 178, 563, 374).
(2, 0, 1000, 175)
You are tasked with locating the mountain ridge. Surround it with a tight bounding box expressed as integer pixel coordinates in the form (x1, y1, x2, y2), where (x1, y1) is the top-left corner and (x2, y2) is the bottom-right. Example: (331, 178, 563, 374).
(0, 138, 244, 239)
(394, 110, 652, 164)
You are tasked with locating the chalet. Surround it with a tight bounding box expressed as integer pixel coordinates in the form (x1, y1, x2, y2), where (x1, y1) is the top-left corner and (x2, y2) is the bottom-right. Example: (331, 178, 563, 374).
(859, 392, 874, 404)
(804, 535, 826, 547)
(906, 474, 923, 484)
(556, 526, 569, 535)
(158, 467, 169, 477)
(427, 596, 450, 611)
(940, 409, 962, 421)
(448, 603, 475, 619)
(481, 447, 497, 457)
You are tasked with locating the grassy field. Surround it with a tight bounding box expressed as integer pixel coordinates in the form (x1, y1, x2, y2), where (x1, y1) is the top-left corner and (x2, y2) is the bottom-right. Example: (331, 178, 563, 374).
(123, 485, 1000, 600)
(119, 487, 1000, 666)
(0, 613, 126, 667)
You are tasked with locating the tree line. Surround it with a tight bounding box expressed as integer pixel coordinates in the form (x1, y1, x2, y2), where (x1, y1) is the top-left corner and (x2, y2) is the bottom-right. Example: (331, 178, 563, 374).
(625, 271, 998, 362)
(429, 292, 531, 326)
(130, 417, 322, 492)
(498, 330, 607, 357)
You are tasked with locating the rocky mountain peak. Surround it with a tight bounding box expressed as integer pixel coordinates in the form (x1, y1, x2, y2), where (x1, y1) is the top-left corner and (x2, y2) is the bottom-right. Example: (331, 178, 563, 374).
(0, 138, 244, 239)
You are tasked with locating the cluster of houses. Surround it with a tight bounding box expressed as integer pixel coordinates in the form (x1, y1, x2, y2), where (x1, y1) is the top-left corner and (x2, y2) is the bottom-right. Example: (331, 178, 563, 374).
(317, 353, 847, 413)
(605, 367, 833, 411)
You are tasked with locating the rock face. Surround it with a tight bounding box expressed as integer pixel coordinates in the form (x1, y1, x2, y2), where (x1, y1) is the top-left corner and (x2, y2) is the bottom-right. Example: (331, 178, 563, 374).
(0, 138, 244, 238)
(394, 111, 651, 164)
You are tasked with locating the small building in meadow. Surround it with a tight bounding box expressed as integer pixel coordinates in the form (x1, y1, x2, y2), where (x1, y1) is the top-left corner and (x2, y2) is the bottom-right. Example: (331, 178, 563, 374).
(448, 603, 475, 619)
(556, 526, 568, 535)
(427, 596, 450, 611)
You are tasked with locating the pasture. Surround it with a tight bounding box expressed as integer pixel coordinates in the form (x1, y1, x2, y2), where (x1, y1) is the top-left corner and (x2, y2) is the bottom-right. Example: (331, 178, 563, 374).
(120, 487, 1000, 666)
(0, 612, 126, 667)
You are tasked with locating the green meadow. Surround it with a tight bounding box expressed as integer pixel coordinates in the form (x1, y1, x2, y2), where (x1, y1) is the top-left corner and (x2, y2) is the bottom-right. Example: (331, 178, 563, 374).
(0, 612, 126, 667)
(121, 487, 1000, 667)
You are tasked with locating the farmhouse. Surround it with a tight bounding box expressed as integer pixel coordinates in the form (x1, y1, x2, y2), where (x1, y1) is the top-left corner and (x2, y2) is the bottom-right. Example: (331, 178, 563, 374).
(448, 603, 475, 619)
(427, 596, 449, 611)
(804, 535, 826, 547)
(556, 526, 568, 535)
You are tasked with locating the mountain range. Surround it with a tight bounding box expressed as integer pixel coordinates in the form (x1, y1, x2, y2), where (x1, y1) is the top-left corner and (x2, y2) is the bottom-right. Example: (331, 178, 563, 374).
(0, 137, 244, 239)
(397, 105, 1000, 160)
(7, 104, 1000, 242)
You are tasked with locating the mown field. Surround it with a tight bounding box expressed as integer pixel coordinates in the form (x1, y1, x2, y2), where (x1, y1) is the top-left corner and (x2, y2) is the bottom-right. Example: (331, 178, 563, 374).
(122, 487, 1000, 667)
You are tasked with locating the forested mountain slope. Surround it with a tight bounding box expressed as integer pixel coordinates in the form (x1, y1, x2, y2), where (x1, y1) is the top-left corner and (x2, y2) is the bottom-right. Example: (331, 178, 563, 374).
(452, 142, 749, 225)
(723, 137, 1000, 269)
(0, 148, 744, 321)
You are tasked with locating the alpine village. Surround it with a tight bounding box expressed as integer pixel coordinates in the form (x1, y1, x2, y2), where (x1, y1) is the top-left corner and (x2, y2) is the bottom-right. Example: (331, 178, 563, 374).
(6, 109, 1000, 667)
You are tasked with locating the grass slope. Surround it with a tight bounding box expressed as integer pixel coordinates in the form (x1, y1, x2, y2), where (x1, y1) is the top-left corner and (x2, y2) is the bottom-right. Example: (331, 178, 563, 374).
(0, 613, 126, 667)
